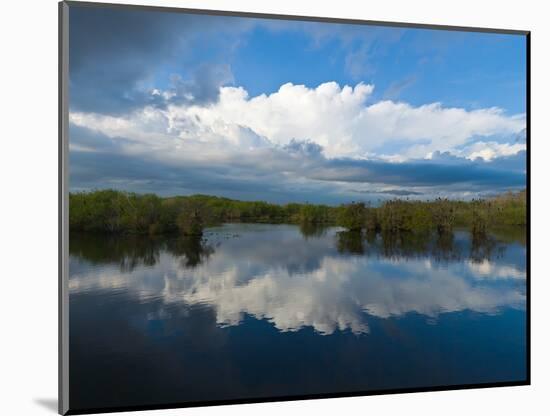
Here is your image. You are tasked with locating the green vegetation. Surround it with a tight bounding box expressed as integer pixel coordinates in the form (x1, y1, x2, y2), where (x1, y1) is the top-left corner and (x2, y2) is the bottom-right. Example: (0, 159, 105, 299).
(339, 190, 526, 238)
(70, 190, 338, 235)
(176, 199, 207, 236)
(337, 202, 366, 231)
(70, 189, 526, 237)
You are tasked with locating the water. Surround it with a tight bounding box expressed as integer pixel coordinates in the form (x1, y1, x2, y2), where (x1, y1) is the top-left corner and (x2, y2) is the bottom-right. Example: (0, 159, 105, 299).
(69, 224, 527, 411)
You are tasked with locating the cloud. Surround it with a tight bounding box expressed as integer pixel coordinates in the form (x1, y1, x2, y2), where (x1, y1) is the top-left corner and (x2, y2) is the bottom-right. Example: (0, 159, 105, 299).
(68, 6, 250, 114)
(68, 80, 526, 200)
(300, 22, 404, 80)
(383, 75, 418, 100)
(69, 6, 400, 115)
(69, 122, 525, 203)
(345, 43, 375, 80)
(314, 154, 525, 188)
(71, 81, 525, 158)
(356, 189, 425, 196)
(165, 82, 524, 159)
(69, 6, 179, 113)
(163, 64, 235, 107)
(450, 141, 526, 161)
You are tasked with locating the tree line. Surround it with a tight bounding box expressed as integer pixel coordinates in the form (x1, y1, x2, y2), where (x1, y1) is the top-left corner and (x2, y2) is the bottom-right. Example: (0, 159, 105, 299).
(69, 189, 526, 237)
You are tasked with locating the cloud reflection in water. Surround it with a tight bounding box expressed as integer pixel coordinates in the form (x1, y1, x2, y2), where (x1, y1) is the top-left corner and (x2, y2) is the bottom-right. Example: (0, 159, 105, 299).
(69, 224, 526, 335)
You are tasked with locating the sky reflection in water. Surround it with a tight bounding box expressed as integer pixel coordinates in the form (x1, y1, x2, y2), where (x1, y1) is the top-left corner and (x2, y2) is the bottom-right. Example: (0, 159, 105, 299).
(70, 224, 525, 335)
(68, 224, 526, 410)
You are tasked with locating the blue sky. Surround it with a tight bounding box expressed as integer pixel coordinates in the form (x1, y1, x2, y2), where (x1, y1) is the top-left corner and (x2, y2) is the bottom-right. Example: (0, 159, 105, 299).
(68, 5, 527, 204)
(231, 24, 526, 113)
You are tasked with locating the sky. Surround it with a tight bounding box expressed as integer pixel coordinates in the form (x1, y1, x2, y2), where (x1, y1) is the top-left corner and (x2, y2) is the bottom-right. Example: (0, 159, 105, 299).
(68, 5, 527, 204)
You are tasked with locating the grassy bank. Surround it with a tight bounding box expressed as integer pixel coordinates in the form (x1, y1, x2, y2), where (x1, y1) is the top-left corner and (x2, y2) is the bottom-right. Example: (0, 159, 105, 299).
(69, 189, 526, 236)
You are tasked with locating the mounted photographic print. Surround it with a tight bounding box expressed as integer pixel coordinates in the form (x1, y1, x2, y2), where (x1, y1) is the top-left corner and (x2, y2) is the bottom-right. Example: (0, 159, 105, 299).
(59, 1, 530, 414)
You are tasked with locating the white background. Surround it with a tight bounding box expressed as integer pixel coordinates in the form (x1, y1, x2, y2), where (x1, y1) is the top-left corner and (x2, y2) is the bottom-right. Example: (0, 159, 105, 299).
(1, 0, 548, 415)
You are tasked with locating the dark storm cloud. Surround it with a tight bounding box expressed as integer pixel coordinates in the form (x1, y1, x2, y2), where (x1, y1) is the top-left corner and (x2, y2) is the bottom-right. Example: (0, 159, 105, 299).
(166, 64, 234, 106)
(69, 149, 350, 204)
(231, 139, 525, 190)
(70, 6, 178, 113)
(355, 189, 425, 196)
(68, 6, 408, 115)
(69, 124, 128, 152)
(68, 6, 243, 114)
(69, 125, 525, 203)
(242, 141, 526, 192)
(70, 151, 269, 194)
(283, 139, 324, 158)
(311, 154, 525, 188)
(68, 130, 337, 203)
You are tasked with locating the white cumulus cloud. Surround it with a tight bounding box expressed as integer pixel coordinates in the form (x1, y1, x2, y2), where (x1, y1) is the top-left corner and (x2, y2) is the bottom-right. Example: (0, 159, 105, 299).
(70, 81, 525, 162)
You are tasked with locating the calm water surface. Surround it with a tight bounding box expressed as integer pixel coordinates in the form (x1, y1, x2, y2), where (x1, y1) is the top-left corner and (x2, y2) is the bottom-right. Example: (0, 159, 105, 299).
(69, 224, 526, 410)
